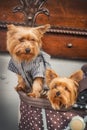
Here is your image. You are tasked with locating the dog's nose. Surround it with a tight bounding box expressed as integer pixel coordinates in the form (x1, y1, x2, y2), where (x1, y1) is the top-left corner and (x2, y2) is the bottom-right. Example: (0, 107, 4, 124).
(56, 91, 61, 96)
(25, 48, 31, 53)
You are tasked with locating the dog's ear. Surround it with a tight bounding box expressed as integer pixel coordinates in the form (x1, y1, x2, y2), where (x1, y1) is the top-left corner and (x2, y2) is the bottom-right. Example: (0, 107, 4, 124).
(36, 24, 50, 35)
(7, 24, 17, 35)
(7, 24, 17, 31)
(46, 69, 58, 86)
(69, 70, 83, 83)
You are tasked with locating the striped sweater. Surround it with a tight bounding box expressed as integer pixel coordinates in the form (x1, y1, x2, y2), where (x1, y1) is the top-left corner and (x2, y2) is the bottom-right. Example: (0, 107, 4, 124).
(8, 51, 51, 90)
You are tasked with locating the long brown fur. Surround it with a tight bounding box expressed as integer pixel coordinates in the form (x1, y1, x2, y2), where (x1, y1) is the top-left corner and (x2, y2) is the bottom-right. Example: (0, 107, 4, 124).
(7, 24, 50, 98)
(46, 69, 83, 110)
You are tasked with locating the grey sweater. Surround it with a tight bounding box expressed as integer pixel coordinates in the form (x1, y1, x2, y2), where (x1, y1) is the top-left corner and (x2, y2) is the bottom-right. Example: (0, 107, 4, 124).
(8, 51, 51, 90)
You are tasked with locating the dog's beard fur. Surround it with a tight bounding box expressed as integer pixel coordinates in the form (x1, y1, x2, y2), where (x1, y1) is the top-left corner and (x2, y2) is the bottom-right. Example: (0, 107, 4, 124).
(46, 69, 83, 110)
(7, 24, 50, 62)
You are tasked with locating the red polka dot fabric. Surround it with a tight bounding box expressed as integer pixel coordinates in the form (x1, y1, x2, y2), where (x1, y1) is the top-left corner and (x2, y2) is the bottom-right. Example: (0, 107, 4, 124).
(19, 100, 87, 130)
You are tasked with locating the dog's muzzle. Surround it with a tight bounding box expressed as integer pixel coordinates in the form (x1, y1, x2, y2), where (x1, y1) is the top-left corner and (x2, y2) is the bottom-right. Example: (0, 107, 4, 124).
(25, 48, 31, 53)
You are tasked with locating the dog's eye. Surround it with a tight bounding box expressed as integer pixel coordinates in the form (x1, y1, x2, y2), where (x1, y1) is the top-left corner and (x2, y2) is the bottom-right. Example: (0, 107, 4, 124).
(54, 85, 57, 89)
(19, 38, 25, 42)
(65, 87, 68, 90)
(30, 38, 35, 42)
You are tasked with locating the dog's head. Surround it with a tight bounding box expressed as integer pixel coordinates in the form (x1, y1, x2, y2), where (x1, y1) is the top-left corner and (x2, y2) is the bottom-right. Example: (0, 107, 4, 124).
(7, 24, 50, 62)
(46, 69, 83, 110)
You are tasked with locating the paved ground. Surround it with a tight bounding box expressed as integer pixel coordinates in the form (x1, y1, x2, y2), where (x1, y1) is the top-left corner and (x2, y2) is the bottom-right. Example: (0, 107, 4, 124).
(0, 53, 19, 130)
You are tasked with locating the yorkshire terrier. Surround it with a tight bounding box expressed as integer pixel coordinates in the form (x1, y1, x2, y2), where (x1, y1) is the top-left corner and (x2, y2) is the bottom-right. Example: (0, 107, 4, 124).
(46, 69, 83, 110)
(7, 24, 51, 98)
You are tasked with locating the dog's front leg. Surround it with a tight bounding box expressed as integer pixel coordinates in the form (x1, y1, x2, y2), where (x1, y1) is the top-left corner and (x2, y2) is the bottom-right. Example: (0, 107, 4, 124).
(15, 74, 26, 91)
(28, 77, 43, 98)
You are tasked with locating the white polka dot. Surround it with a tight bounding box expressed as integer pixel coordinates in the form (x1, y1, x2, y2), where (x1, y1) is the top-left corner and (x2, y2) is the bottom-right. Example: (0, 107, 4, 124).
(30, 123, 32, 125)
(50, 118, 53, 120)
(35, 117, 37, 120)
(80, 106, 83, 109)
(70, 114, 73, 116)
(22, 116, 24, 119)
(85, 105, 87, 108)
(20, 125, 22, 128)
(23, 122, 25, 124)
(67, 117, 70, 119)
(23, 106, 25, 109)
(81, 96, 84, 99)
(53, 114, 56, 117)
(32, 120, 34, 123)
(47, 113, 49, 116)
(54, 121, 57, 124)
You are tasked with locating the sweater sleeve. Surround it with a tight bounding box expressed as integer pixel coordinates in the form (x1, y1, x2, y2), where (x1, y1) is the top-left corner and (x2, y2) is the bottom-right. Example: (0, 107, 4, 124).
(8, 58, 21, 75)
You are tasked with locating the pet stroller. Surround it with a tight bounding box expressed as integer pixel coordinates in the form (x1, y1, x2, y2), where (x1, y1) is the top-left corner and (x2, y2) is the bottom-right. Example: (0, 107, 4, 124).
(18, 64, 87, 130)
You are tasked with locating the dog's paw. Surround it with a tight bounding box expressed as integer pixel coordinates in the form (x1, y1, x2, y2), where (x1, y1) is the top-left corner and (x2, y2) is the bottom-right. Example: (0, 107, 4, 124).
(27, 92, 40, 98)
(15, 84, 25, 92)
(51, 103, 60, 110)
(15, 86, 22, 91)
